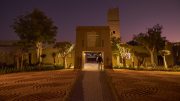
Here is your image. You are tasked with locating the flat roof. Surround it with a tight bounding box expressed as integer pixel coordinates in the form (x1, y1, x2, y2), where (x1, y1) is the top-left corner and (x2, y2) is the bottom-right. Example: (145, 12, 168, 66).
(76, 26, 110, 30)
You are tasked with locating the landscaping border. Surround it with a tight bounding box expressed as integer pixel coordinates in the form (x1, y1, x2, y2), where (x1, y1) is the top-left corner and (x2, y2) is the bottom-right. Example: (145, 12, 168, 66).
(65, 69, 83, 101)
(104, 69, 120, 101)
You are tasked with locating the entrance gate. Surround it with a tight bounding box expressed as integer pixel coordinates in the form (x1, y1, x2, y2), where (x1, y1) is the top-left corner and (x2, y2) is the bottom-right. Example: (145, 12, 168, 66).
(74, 26, 112, 69)
(82, 51, 103, 70)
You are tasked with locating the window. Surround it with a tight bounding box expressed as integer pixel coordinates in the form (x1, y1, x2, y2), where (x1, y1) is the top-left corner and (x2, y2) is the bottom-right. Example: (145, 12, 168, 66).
(113, 31, 115, 34)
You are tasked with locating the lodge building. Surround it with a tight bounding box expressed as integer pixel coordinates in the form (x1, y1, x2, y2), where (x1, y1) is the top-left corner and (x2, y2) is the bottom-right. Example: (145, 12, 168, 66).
(0, 8, 179, 68)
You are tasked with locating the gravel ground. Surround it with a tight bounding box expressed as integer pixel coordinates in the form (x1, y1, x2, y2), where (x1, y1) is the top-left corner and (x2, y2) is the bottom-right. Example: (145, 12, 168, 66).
(106, 69, 180, 101)
(0, 70, 78, 101)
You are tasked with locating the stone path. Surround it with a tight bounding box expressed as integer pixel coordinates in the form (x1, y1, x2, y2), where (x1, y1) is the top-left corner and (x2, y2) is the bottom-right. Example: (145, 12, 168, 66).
(70, 63, 115, 101)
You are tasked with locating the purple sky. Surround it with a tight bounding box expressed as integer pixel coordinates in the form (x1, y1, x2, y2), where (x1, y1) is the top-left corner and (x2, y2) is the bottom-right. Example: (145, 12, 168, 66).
(0, 0, 180, 43)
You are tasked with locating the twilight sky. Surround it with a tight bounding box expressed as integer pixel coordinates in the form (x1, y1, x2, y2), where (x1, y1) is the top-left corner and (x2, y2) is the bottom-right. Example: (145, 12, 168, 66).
(0, 0, 180, 43)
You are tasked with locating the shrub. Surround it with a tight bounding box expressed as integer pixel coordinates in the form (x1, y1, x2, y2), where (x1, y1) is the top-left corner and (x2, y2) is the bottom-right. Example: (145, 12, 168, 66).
(113, 65, 180, 72)
(0, 65, 64, 74)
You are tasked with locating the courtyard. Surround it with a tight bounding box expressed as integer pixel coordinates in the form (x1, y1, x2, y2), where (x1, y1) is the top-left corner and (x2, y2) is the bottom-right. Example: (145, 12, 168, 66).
(0, 0, 180, 101)
(107, 69, 180, 101)
(0, 70, 78, 101)
(0, 64, 180, 101)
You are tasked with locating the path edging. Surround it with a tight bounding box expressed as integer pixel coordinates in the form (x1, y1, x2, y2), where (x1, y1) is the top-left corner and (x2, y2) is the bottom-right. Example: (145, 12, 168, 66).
(104, 69, 120, 101)
(64, 69, 81, 101)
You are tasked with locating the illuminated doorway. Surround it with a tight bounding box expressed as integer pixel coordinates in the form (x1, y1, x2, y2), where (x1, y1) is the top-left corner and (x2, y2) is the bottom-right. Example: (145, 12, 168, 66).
(82, 51, 104, 70)
(74, 26, 112, 69)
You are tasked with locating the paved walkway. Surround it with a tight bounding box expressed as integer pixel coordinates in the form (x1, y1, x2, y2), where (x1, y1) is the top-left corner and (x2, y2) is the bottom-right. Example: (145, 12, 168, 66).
(70, 63, 115, 101)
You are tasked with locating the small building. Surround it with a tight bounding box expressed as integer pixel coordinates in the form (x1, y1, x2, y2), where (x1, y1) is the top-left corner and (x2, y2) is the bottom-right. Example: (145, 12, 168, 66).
(74, 8, 120, 69)
(75, 26, 112, 69)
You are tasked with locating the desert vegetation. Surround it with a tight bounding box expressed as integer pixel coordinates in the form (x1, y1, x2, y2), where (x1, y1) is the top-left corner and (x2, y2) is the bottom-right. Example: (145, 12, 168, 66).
(111, 24, 180, 70)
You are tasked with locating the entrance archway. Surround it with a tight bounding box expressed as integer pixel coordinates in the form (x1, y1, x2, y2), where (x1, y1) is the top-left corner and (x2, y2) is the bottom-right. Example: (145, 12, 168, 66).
(74, 26, 112, 69)
(82, 51, 104, 70)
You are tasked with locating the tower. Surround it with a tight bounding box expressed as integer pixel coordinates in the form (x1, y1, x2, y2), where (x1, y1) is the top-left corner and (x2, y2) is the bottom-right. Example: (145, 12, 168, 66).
(107, 8, 120, 38)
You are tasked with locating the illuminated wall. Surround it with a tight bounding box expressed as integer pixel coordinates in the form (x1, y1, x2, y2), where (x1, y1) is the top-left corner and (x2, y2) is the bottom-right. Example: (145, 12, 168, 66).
(75, 26, 112, 69)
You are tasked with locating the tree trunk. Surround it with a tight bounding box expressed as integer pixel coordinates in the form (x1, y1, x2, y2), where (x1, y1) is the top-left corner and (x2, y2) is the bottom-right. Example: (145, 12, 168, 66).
(28, 53, 32, 65)
(20, 54, 24, 69)
(150, 51, 155, 67)
(132, 55, 134, 68)
(57, 54, 60, 65)
(117, 55, 120, 66)
(63, 57, 66, 68)
(163, 56, 168, 69)
(36, 46, 39, 63)
(137, 58, 143, 67)
(39, 48, 42, 64)
(36, 42, 43, 66)
(16, 56, 20, 69)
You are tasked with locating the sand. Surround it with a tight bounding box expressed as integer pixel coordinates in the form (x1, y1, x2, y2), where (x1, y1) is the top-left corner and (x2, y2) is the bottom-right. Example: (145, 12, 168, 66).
(106, 69, 180, 101)
(0, 70, 78, 101)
